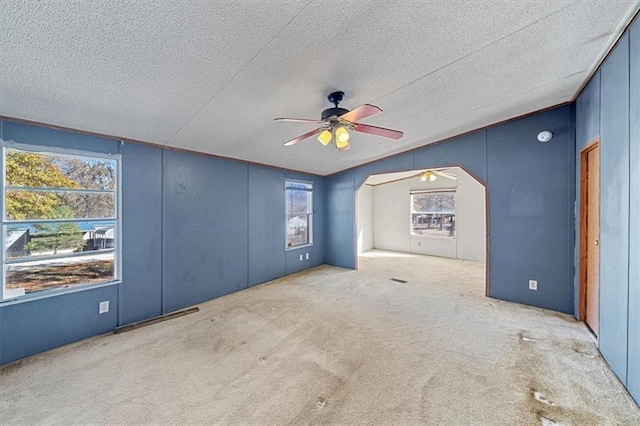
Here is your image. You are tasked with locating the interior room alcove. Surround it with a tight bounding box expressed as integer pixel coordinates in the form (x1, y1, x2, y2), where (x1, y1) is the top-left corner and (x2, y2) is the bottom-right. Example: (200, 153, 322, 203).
(356, 166, 487, 293)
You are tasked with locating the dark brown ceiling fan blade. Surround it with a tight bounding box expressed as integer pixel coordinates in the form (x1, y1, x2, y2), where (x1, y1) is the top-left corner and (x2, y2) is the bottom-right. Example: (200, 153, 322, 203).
(339, 104, 382, 123)
(283, 127, 323, 146)
(353, 123, 404, 140)
(274, 117, 324, 124)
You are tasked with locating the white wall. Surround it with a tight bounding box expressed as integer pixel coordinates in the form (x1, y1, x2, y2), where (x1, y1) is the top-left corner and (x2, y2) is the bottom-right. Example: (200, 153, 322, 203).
(455, 170, 486, 261)
(356, 184, 374, 254)
(370, 168, 486, 261)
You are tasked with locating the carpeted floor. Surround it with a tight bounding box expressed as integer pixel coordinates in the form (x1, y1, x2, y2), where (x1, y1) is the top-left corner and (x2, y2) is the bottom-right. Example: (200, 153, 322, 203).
(1, 250, 638, 425)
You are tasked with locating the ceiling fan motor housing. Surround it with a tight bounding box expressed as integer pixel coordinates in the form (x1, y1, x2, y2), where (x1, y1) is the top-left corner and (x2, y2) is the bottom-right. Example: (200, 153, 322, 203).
(321, 107, 349, 121)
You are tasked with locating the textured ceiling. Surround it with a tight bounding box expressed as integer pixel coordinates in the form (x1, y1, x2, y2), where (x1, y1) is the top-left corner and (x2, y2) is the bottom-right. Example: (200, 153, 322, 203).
(1, 1, 638, 175)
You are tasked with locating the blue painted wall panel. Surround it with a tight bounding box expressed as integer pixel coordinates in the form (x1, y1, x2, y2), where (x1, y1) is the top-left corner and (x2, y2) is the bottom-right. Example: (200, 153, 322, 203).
(119, 143, 163, 324)
(0, 286, 118, 364)
(577, 73, 601, 150)
(354, 151, 414, 190)
(574, 72, 601, 314)
(627, 22, 640, 404)
(487, 107, 574, 313)
(248, 165, 285, 286)
(598, 33, 630, 384)
(325, 170, 355, 269)
(162, 151, 249, 313)
(413, 130, 487, 183)
(284, 171, 326, 275)
(2, 121, 118, 154)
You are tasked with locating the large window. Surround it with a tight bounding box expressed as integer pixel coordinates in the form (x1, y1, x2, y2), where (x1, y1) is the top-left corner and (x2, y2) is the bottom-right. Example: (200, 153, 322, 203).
(411, 190, 456, 237)
(1, 142, 121, 300)
(285, 179, 312, 249)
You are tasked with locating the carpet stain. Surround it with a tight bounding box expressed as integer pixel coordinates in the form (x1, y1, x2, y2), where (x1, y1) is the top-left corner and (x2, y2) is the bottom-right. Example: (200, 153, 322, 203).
(516, 335, 611, 425)
(571, 342, 595, 358)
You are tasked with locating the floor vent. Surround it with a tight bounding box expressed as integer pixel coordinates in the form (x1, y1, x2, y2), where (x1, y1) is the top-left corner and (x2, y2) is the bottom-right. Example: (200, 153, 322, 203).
(115, 307, 199, 334)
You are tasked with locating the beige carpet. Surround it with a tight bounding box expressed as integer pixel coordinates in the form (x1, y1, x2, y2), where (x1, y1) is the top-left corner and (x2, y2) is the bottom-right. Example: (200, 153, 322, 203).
(1, 250, 638, 425)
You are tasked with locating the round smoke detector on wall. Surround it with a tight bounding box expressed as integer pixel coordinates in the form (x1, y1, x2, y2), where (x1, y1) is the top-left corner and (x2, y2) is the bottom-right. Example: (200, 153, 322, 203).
(537, 131, 553, 142)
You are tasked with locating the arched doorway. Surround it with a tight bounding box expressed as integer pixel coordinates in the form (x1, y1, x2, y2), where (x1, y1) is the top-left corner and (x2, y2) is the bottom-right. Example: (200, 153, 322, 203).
(355, 166, 488, 295)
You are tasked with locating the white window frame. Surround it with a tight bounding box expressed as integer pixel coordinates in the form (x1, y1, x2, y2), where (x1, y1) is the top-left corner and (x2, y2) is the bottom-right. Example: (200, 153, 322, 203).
(410, 189, 457, 238)
(0, 140, 122, 302)
(285, 179, 313, 250)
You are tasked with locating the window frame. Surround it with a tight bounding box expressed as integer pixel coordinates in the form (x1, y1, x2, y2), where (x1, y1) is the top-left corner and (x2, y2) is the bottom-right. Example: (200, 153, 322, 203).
(285, 178, 313, 250)
(0, 140, 122, 303)
(410, 189, 457, 239)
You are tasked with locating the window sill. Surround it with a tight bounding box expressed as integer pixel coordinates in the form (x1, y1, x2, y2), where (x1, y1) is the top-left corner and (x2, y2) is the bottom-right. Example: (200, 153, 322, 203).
(286, 243, 313, 251)
(410, 235, 457, 240)
(0, 279, 121, 307)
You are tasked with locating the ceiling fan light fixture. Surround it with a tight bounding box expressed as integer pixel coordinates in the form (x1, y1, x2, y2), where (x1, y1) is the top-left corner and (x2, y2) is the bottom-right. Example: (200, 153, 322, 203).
(336, 137, 349, 150)
(420, 171, 437, 182)
(335, 126, 350, 144)
(317, 129, 332, 146)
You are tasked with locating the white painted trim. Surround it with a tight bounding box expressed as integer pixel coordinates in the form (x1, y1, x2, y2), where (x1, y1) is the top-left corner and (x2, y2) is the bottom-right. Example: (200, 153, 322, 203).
(0, 140, 122, 301)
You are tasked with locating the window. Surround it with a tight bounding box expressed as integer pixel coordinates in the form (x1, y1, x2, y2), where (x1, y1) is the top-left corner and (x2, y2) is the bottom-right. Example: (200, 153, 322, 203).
(410, 190, 456, 237)
(1, 142, 121, 300)
(285, 179, 312, 249)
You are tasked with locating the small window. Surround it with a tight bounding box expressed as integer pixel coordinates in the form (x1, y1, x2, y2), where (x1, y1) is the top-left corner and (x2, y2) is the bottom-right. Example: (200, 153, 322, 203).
(2, 143, 121, 300)
(285, 179, 312, 249)
(410, 190, 456, 237)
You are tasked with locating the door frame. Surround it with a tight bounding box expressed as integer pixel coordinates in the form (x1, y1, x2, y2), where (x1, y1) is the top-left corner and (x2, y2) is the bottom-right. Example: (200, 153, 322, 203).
(578, 138, 599, 322)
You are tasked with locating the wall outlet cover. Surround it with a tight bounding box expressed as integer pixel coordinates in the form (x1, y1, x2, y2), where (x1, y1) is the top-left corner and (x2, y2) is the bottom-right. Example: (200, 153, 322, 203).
(299, 254, 303, 261)
(528, 280, 538, 291)
(305, 253, 309, 260)
(99, 301, 110, 314)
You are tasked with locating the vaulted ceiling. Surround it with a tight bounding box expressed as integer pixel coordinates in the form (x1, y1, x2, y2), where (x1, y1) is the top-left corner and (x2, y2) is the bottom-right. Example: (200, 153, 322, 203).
(1, 1, 638, 175)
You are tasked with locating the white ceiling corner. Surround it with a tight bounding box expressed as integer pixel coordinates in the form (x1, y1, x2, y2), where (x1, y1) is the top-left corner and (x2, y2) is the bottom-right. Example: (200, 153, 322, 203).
(1, 0, 638, 175)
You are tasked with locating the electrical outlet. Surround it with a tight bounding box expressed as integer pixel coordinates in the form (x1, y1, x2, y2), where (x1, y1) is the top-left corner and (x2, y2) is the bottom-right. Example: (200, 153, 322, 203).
(529, 280, 538, 291)
(99, 301, 110, 314)
(299, 254, 303, 261)
(305, 253, 309, 260)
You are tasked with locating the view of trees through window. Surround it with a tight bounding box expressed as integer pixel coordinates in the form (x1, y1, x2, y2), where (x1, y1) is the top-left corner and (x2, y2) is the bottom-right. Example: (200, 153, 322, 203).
(285, 180, 312, 248)
(3, 147, 119, 296)
(411, 191, 456, 237)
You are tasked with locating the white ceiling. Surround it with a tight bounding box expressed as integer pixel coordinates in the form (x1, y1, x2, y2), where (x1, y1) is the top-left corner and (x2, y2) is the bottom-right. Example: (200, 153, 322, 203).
(1, 1, 638, 175)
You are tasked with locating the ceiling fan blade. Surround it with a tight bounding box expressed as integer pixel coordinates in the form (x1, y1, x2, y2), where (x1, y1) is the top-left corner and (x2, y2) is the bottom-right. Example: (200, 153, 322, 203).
(434, 170, 458, 180)
(339, 104, 382, 123)
(274, 117, 324, 124)
(353, 123, 404, 140)
(283, 127, 323, 146)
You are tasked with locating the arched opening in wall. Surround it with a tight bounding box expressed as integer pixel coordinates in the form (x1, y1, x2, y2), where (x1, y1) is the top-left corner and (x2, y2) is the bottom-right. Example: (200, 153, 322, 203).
(355, 166, 488, 296)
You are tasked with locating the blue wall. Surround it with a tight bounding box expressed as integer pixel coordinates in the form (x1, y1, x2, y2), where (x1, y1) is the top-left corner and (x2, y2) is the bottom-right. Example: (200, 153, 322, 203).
(575, 20, 639, 405)
(0, 120, 324, 364)
(325, 105, 576, 314)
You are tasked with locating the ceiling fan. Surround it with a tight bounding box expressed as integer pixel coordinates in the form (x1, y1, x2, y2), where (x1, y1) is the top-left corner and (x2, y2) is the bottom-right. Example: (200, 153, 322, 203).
(416, 169, 458, 182)
(274, 91, 404, 151)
